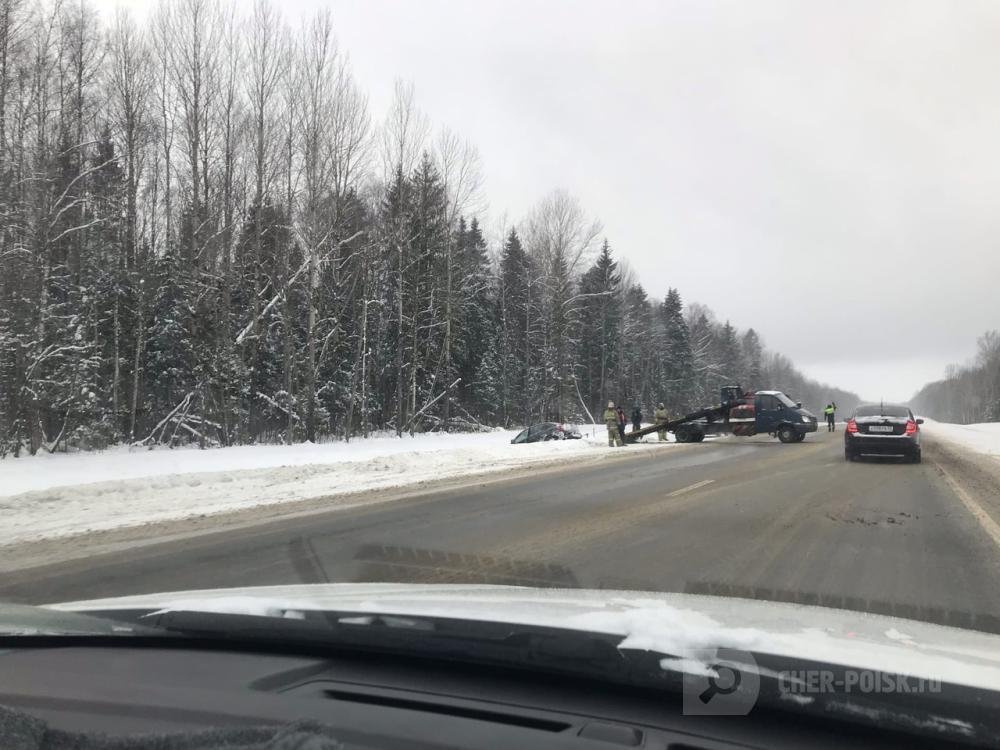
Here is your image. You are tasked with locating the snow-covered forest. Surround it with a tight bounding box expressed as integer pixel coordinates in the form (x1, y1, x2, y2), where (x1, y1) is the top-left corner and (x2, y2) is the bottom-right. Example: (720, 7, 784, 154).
(912, 331, 1000, 423)
(0, 0, 858, 456)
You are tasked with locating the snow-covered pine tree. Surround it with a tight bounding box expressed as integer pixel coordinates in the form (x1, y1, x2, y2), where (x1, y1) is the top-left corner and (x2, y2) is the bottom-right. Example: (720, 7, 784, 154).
(576, 240, 620, 421)
(453, 217, 495, 425)
(494, 228, 536, 427)
(741, 328, 764, 391)
(716, 320, 744, 390)
(660, 288, 696, 413)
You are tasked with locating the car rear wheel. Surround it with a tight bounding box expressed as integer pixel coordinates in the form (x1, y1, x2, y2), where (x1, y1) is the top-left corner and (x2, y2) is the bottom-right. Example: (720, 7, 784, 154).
(845, 448, 856, 462)
(910, 451, 922, 464)
(777, 425, 796, 443)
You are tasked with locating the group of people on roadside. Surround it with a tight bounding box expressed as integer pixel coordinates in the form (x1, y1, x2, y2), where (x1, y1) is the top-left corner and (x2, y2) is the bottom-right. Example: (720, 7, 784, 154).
(602, 401, 671, 447)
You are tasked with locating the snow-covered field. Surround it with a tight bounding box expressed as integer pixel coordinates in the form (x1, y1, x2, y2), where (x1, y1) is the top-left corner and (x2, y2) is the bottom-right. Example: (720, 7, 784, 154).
(0, 425, 673, 547)
(923, 420, 1000, 459)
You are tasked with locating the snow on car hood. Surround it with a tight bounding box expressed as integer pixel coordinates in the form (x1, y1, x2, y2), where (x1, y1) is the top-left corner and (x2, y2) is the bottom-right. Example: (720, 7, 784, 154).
(48, 583, 1000, 691)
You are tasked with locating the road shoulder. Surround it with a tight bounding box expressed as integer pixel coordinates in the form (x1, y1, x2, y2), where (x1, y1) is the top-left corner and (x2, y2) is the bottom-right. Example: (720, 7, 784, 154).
(0, 441, 692, 575)
(925, 431, 1000, 552)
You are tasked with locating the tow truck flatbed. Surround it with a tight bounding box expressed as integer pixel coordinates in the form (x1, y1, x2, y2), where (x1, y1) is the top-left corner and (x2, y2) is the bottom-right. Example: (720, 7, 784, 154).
(625, 386, 818, 444)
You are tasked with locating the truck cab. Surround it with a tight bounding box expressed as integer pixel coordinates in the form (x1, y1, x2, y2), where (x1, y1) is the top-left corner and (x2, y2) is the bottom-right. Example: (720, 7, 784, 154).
(753, 390, 818, 442)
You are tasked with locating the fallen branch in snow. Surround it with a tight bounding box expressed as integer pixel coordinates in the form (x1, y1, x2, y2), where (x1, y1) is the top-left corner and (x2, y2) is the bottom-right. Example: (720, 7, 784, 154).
(404, 378, 462, 436)
(167, 394, 196, 446)
(143, 400, 223, 450)
(421, 415, 493, 433)
(173, 419, 221, 447)
(256, 391, 302, 423)
(451, 401, 491, 432)
(135, 392, 194, 446)
(40, 411, 71, 454)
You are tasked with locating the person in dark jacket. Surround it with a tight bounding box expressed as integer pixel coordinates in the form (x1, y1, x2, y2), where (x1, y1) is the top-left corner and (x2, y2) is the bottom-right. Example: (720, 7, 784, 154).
(631, 405, 642, 432)
(616, 406, 627, 444)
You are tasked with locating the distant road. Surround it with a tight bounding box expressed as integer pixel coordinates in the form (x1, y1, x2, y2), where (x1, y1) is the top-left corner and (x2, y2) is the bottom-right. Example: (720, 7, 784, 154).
(5, 429, 1000, 632)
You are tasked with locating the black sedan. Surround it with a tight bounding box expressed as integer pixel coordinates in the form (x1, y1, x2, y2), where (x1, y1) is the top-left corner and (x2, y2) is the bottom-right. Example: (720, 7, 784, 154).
(844, 403, 923, 463)
(510, 422, 583, 444)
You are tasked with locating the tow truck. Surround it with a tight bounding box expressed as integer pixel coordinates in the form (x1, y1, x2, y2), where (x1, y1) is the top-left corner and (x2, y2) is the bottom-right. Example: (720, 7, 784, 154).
(626, 386, 819, 443)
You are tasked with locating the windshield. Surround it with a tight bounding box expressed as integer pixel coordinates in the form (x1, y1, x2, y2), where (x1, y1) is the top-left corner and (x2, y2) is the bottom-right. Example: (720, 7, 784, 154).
(776, 393, 799, 408)
(855, 405, 911, 419)
(1, 0, 999, 730)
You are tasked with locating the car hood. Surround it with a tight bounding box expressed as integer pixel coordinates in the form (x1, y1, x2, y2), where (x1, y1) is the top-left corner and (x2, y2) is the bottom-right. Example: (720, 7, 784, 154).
(45, 583, 1000, 690)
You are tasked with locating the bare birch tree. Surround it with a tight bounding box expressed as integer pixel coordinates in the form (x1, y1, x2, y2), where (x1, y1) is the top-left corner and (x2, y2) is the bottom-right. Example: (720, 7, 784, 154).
(380, 78, 428, 181)
(107, 7, 151, 439)
(522, 190, 601, 419)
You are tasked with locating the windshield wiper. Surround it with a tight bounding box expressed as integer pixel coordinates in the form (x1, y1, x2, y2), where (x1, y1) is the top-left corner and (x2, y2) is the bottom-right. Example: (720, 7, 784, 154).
(0, 603, 165, 637)
(134, 608, 675, 689)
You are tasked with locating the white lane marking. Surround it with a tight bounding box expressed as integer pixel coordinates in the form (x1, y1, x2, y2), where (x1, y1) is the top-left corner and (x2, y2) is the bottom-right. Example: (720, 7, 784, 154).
(933, 460, 1000, 551)
(667, 479, 715, 497)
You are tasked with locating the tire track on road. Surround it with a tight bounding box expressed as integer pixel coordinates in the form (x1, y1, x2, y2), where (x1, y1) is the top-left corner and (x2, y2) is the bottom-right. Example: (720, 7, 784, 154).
(925, 432, 1000, 554)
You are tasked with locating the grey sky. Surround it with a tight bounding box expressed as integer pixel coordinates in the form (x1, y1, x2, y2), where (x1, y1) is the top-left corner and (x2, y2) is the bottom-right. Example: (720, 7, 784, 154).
(101, 0, 1000, 402)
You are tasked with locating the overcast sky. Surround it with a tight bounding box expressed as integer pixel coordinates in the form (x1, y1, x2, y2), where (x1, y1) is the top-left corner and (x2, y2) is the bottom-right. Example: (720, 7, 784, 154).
(98, 0, 1000, 402)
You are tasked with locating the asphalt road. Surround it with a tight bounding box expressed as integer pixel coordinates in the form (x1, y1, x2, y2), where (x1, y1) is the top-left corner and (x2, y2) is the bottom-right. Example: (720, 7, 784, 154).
(5, 428, 1000, 631)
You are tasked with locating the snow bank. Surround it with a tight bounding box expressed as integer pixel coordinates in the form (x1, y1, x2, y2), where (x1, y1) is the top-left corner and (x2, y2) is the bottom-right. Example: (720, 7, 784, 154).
(923, 420, 1000, 458)
(0, 425, 671, 546)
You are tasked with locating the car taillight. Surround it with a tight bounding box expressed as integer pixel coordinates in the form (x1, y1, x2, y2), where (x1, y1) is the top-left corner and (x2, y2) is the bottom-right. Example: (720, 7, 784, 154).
(905, 420, 917, 435)
(846, 419, 858, 434)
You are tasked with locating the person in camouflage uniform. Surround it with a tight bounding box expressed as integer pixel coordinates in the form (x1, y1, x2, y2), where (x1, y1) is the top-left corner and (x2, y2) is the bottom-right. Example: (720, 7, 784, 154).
(654, 402, 670, 442)
(604, 401, 623, 447)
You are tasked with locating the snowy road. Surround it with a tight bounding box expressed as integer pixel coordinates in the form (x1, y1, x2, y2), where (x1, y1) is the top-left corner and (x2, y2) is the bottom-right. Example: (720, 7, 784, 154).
(4, 426, 1000, 634)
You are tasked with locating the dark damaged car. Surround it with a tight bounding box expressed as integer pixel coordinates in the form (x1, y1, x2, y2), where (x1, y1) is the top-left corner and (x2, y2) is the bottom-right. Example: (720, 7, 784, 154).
(511, 422, 583, 444)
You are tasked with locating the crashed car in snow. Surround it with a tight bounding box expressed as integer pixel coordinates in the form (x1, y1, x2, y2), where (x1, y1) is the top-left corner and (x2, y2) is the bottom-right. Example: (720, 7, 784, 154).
(510, 422, 583, 444)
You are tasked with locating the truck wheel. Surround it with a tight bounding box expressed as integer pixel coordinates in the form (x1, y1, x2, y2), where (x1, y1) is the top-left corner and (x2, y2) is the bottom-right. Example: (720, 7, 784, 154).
(692, 429, 705, 443)
(777, 425, 796, 443)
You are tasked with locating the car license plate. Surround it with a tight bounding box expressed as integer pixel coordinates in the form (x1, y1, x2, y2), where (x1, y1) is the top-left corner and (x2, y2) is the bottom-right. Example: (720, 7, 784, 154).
(868, 425, 893, 433)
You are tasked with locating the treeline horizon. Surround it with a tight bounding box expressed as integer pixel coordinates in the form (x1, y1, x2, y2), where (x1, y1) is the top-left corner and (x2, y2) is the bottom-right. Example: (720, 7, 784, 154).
(0, 0, 859, 456)
(911, 331, 1000, 424)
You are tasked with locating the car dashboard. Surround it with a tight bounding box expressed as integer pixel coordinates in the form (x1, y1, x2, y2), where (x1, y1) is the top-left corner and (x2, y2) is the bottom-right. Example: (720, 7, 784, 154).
(0, 641, 979, 749)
